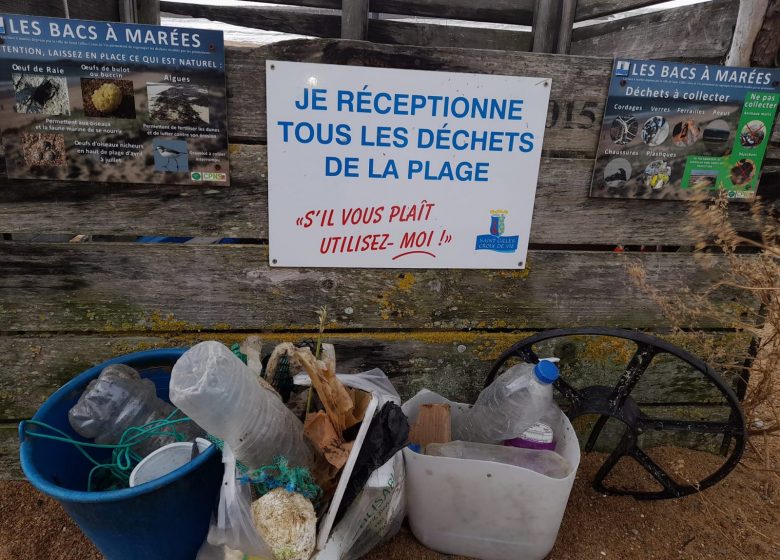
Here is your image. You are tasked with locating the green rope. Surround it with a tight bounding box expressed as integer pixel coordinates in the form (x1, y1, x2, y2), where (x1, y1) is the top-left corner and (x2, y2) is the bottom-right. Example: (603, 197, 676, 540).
(23, 409, 194, 491)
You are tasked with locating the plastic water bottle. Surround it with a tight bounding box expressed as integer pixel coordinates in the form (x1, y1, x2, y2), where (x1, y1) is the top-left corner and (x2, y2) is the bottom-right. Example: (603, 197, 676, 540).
(427, 441, 571, 479)
(68, 364, 202, 458)
(170, 341, 313, 469)
(454, 360, 560, 444)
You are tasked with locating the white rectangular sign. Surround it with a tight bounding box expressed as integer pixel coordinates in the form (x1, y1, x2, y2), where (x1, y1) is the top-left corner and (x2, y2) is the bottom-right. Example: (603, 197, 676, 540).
(266, 61, 550, 269)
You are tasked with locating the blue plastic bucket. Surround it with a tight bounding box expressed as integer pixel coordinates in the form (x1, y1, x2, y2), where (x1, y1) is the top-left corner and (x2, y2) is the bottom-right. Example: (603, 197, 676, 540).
(19, 349, 223, 560)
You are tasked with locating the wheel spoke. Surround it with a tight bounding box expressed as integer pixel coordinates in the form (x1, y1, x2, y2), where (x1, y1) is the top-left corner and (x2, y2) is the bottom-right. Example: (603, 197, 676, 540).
(553, 376, 581, 407)
(584, 415, 609, 453)
(609, 343, 657, 410)
(630, 447, 681, 495)
(639, 417, 741, 435)
(592, 428, 634, 491)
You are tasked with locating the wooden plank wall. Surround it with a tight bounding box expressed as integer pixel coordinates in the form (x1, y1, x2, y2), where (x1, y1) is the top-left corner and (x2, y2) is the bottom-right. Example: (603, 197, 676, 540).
(0, 0, 772, 478)
(570, 0, 741, 62)
(0, 0, 120, 21)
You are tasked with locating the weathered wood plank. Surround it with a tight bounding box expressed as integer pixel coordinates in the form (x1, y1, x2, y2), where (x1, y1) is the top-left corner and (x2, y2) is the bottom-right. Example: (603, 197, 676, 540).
(0, 332, 517, 418)
(557, 0, 577, 54)
(0, 0, 120, 20)
(160, 2, 533, 52)
(370, 0, 535, 25)
(2, 146, 777, 244)
(161, 1, 341, 37)
(571, 0, 739, 61)
(369, 19, 532, 52)
(0, 330, 749, 420)
(0, 424, 22, 480)
(532, 0, 561, 53)
(0, 243, 753, 332)
(342, 0, 369, 40)
(180, 0, 536, 25)
(574, 0, 669, 21)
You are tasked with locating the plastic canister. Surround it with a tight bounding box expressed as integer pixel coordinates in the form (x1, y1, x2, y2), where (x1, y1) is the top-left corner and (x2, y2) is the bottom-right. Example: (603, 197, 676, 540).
(402, 389, 580, 560)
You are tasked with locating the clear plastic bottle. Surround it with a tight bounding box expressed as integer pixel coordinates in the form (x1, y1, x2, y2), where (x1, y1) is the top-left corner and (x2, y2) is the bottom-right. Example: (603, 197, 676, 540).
(453, 360, 560, 444)
(68, 364, 202, 458)
(426, 440, 571, 479)
(170, 341, 313, 469)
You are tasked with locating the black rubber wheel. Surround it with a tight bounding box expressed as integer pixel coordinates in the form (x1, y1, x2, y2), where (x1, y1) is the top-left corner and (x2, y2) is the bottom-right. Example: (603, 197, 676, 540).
(485, 327, 746, 500)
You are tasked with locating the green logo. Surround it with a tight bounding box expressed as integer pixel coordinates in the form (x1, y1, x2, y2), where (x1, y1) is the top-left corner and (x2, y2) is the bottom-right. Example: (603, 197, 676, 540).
(190, 172, 203, 181)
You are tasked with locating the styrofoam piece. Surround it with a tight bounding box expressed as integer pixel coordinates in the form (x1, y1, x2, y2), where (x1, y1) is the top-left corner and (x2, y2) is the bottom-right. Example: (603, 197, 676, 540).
(130, 438, 213, 487)
(402, 390, 580, 560)
(315, 393, 379, 552)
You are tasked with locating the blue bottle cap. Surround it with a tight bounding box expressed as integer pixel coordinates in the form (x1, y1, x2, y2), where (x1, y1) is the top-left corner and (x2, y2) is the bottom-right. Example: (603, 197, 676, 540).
(534, 360, 559, 384)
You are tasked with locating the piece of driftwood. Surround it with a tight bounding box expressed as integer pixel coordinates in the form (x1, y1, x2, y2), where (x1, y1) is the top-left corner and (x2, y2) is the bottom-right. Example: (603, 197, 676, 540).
(295, 346, 360, 433)
(726, 0, 770, 67)
(409, 403, 452, 447)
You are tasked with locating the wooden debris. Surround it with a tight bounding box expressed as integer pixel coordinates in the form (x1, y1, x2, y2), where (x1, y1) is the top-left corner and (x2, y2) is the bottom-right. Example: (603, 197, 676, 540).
(304, 411, 351, 470)
(295, 346, 361, 433)
(409, 403, 452, 448)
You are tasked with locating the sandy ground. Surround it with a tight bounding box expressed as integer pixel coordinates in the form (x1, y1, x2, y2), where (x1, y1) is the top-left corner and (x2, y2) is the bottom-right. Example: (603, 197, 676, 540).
(2, 445, 778, 560)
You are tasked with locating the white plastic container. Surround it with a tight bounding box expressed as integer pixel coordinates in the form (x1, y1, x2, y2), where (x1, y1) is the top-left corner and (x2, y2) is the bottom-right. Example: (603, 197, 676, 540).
(427, 441, 571, 479)
(402, 389, 580, 560)
(129, 438, 213, 487)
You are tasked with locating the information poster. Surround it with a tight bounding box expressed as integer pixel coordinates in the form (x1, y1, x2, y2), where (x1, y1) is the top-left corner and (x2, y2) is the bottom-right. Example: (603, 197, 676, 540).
(0, 13, 229, 185)
(266, 61, 550, 269)
(590, 58, 779, 200)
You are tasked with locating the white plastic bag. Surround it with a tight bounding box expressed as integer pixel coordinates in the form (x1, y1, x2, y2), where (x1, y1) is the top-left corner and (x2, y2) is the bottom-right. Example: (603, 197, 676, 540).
(208, 368, 406, 560)
(292, 368, 401, 408)
(313, 452, 406, 560)
(207, 443, 273, 558)
(302, 369, 406, 560)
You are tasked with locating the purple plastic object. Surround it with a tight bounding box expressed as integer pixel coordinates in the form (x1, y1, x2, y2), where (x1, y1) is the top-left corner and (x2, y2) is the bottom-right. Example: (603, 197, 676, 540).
(504, 422, 556, 451)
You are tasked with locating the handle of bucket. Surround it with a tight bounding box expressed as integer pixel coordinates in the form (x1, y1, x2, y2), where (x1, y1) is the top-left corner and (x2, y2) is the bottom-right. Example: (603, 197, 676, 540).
(18, 420, 28, 443)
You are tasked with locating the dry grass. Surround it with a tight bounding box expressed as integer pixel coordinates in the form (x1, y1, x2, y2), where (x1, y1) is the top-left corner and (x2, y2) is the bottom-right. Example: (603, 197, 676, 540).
(628, 191, 780, 467)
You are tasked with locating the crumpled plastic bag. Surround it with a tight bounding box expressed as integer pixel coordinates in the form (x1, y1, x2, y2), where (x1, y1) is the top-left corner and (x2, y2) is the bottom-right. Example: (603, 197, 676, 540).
(314, 452, 406, 560)
(206, 443, 274, 558)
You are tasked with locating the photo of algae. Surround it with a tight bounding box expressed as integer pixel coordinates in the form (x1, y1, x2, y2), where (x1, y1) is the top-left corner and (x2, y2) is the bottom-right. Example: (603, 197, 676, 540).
(81, 78, 136, 118)
(147, 83, 209, 126)
(13, 74, 70, 115)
